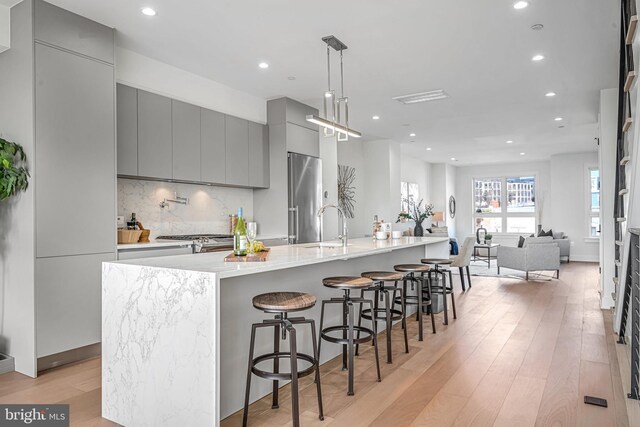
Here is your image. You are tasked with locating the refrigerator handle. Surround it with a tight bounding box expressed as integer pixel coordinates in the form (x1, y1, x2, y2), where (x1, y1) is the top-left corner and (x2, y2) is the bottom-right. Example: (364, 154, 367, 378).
(288, 206, 299, 244)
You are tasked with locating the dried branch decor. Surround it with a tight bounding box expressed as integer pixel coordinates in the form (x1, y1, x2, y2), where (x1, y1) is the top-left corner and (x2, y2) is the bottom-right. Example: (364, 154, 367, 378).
(337, 165, 356, 218)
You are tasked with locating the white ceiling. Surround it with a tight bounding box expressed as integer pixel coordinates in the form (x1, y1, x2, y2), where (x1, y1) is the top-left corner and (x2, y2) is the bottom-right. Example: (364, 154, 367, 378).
(46, 0, 619, 165)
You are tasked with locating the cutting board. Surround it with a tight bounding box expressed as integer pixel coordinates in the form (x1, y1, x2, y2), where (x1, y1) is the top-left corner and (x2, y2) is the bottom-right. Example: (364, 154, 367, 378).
(224, 248, 270, 262)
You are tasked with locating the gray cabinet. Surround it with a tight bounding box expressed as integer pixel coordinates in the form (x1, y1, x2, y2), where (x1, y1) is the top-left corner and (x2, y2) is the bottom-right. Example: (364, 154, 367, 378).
(225, 115, 249, 186)
(201, 108, 226, 184)
(36, 253, 114, 357)
(172, 100, 201, 182)
(35, 43, 115, 258)
(34, 0, 114, 64)
(286, 123, 319, 158)
(117, 84, 138, 176)
(249, 122, 269, 188)
(138, 90, 172, 179)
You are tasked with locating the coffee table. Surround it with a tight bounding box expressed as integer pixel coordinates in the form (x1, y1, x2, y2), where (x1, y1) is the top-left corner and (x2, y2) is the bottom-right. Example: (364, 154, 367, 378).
(473, 243, 500, 269)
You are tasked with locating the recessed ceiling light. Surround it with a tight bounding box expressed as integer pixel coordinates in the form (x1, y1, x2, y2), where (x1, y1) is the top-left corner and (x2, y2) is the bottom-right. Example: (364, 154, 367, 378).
(372, 115, 380, 120)
(451, 157, 457, 161)
(141, 7, 156, 16)
(520, 152, 526, 155)
(288, 76, 296, 81)
(506, 140, 514, 144)
(554, 117, 563, 121)
(513, 1, 529, 9)
(410, 133, 416, 137)
(426, 148, 432, 151)
(545, 92, 556, 97)
(532, 54, 545, 61)
(258, 62, 269, 69)
(531, 23, 544, 31)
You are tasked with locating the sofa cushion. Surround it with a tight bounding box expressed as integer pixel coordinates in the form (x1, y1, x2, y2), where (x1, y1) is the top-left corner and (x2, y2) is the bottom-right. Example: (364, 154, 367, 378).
(518, 236, 525, 248)
(538, 228, 554, 237)
(553, 231, 565, 239)
(523, 236, 553, 247)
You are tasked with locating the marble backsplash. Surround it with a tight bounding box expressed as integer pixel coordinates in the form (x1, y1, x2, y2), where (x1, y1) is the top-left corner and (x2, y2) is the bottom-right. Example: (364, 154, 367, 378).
(118, 178, 253, 239)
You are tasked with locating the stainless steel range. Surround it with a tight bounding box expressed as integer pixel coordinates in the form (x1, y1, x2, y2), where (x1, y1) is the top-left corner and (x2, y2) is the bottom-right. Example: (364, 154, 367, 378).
(156, 234, 234, 253)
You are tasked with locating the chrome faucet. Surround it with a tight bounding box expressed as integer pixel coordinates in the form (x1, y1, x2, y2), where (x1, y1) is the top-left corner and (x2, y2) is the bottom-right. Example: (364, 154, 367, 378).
(317, 204, 348, 247)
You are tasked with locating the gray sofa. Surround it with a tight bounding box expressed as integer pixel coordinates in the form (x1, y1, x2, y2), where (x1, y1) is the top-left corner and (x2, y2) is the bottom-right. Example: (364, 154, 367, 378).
(553, 232, 571, 262)
(497, 236, 560, 280)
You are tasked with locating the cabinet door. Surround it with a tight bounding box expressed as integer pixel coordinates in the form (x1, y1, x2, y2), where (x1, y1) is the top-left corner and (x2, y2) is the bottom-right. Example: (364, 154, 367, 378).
(225, 115, 249, 186)
(36, 253, 115, 357)
(172, 100, 201, 182)
(35, 43, 115, 257)
(138, 90, 172, 179)
(249, 122, 269, 188)
(201, 108, 226, 184)
(286, 123, 319, 158)
(117, 84, 138, 176)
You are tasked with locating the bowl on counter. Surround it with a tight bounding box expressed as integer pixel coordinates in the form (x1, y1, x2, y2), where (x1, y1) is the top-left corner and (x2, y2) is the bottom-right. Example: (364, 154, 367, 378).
(118, 229, 143, 244)
(375, 231, 388, 240)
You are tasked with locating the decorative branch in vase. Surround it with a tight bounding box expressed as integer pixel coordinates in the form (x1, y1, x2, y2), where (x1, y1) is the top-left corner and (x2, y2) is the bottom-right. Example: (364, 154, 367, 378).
(396, 198, 434, 237)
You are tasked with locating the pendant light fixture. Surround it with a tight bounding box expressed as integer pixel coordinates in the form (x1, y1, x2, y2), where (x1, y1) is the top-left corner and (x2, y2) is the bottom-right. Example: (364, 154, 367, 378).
(306, 35, 362, 140)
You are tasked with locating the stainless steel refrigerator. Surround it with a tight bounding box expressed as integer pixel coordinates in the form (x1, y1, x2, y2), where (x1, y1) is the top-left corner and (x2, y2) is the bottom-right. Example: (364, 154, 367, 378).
(288, 152, 323, 244)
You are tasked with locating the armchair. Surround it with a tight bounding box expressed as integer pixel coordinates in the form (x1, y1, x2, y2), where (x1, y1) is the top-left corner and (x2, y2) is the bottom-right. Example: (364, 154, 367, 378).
(497, 237, 560, 280)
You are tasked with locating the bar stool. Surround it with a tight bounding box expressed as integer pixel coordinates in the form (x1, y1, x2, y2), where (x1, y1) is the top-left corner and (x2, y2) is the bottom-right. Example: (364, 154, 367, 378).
(421, 258, 457, 325)
(355, 271, 409, 363)
(243, 292, 323, 427)
(393, 264, 436, 341)
(318, 276, 381, 396)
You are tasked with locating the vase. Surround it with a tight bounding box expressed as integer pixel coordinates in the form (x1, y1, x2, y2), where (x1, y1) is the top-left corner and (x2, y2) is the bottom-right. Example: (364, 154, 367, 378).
(414, 222, 424, 237)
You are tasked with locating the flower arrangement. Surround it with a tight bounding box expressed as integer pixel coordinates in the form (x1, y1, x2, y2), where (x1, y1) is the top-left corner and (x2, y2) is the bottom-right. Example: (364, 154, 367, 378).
(1, 137, 30, 201)
(396, 198, 434, 225)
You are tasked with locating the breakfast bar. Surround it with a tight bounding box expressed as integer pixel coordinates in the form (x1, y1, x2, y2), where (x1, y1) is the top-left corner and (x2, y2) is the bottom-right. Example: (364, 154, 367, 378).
(101, 236, 449, 426)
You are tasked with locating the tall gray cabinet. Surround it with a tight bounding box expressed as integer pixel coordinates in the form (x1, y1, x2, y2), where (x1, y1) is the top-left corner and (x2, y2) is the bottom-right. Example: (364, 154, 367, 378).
(0, 0, 117, 371)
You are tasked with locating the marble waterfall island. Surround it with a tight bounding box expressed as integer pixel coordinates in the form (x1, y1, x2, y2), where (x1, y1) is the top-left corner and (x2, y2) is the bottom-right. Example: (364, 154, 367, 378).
(102, 236, 449, 426)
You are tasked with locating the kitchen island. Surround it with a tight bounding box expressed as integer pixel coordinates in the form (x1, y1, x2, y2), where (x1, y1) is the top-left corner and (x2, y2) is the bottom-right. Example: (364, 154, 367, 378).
(102, 236, 449, 426)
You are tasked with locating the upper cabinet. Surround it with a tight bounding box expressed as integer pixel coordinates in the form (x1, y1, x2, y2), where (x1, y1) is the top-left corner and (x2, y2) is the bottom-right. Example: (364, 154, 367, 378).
(172, 100, 201, 182)
(137, 90, 173, 180)
(225, 116, 249, 187)
(201, 108, 226, 184)
(115, 84, 268, 188)
(116, 84, 138, 176)
(249, 122, 269, 188)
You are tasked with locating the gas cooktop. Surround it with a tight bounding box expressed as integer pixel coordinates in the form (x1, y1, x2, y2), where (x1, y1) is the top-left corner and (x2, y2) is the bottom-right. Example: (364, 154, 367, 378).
(156, 234, 233, 241)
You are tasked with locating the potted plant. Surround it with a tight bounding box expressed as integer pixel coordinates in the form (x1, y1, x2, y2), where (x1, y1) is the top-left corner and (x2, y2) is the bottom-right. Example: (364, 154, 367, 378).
(397, 198, 434, 237)
(1, 137, 30, 201)
(485, 233, 493, 245)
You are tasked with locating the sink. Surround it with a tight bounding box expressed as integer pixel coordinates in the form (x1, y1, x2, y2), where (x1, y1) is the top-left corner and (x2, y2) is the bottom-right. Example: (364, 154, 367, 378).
(303, 242, 352, 249)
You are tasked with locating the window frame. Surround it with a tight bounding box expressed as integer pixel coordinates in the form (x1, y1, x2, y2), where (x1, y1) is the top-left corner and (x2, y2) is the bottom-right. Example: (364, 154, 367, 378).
(586, 165, 600, 239)
(471, 173, 538, 235)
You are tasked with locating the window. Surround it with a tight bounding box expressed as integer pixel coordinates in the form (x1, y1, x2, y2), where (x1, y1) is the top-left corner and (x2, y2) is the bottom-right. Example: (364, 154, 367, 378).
(473, 175, 536, 234)
(400, 182, 419, 212)
(588, 168, 600, 237)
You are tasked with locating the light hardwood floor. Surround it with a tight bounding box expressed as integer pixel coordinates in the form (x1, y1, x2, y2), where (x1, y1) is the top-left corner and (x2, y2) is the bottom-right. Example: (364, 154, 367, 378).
(0, 262, 630, 426)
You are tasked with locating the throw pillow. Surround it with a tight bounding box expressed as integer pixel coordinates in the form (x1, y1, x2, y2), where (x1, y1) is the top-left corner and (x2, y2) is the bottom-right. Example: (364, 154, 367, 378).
(538, 229, 553, 237)
(553, 231, 565, 239)
(518, 236, 525, 248)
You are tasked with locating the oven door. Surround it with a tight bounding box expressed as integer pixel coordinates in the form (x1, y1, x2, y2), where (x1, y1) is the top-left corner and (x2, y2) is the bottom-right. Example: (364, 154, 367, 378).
(197, 244, 234, 253)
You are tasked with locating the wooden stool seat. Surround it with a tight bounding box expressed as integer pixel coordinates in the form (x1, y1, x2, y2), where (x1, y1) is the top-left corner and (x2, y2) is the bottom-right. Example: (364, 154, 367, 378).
(252, 292, 316, 312)
(361, 271, 404, 281)
(322, 276, 373, 289)
(394, 264, 430, 273)
(421, 258, 453, 266)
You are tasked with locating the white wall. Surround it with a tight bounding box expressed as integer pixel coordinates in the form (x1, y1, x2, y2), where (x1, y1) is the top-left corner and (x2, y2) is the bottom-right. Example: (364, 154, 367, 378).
(115, 48, 266, 124)
(319, 135, 339, 239)
(549, 152, 600, 262)
(336, 140, 367, 237)
(445, 164, 457, 237)
(400, 156, 432, 208)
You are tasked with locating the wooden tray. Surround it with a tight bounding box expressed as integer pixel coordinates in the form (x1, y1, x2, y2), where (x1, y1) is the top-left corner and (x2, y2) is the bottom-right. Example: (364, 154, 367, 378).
(224, 248, 270, 262)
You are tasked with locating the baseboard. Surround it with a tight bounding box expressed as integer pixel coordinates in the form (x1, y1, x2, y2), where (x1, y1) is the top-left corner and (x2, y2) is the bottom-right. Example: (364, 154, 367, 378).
(568, 255, 599, 263)
(37, 342, 101, 373)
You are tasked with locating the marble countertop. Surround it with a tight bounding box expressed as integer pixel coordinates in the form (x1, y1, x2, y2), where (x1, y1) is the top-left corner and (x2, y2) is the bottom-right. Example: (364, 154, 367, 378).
(110, 236, 449, 279)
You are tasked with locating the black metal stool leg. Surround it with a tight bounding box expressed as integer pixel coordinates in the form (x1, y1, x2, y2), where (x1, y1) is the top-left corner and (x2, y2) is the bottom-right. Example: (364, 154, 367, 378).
(366, 299, 382, 382)
(417, 274, 424, 341)
(342, 297, 348, 371)
(347, 299, 355, 396)
(441, 272, 449, 325)
(372, 289, 380, 347)
(401, 279, 408, 329)
(287, 322, 300, 427)
(317, 301, 326, 368)
(242, 324, 258, 427)
(400, 287, 409, 353)
(272, 322, 280, 409)
(449, 272, 457, 320)
(427, 276, 436, 334)
(355, 289, 365, 356)
(383, 289, 392, 363)
(309, 319, 324, 421)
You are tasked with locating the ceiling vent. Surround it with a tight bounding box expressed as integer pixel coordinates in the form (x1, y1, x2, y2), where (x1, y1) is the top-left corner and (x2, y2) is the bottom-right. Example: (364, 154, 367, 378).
(392, 90, 449, 104)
